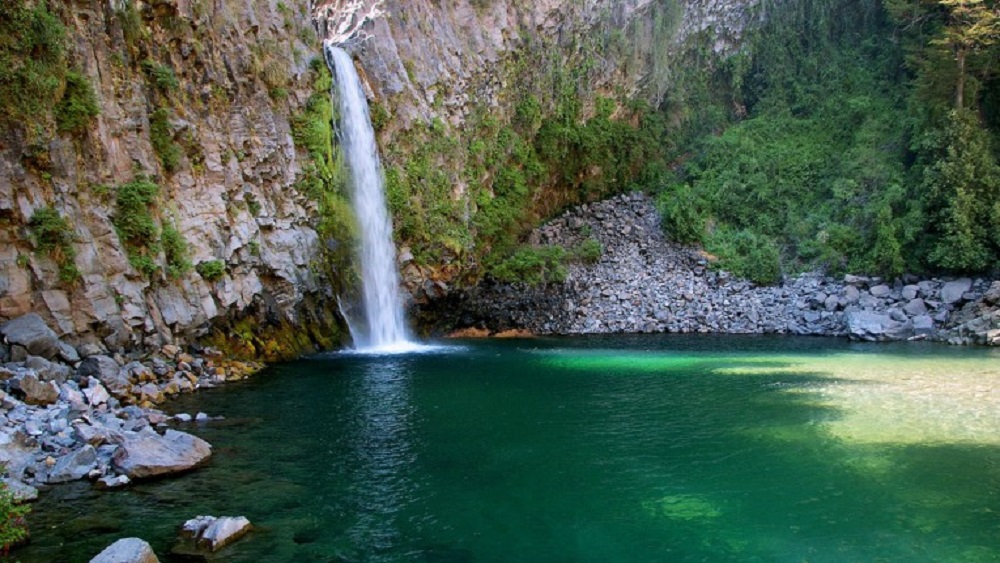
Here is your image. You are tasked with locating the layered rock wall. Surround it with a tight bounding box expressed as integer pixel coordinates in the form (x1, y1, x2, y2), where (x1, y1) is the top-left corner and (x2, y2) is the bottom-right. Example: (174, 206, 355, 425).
(0, 0, 337, 352)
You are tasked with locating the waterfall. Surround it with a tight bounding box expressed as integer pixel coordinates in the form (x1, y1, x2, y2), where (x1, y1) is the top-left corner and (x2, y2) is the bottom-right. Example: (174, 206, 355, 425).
(325, 43, 411, 350)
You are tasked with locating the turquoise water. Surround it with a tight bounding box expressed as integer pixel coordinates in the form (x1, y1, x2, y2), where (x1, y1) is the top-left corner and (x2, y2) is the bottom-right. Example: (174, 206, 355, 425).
(18, 335, 1000, 562)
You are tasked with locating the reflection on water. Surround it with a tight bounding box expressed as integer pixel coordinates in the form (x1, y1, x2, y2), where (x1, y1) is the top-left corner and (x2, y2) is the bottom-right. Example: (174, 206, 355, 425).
(344, 359, 418, 555)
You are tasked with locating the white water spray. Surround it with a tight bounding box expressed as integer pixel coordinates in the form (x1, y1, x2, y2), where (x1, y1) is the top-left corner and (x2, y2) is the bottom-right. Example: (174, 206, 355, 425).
(325, 43, 411, 351)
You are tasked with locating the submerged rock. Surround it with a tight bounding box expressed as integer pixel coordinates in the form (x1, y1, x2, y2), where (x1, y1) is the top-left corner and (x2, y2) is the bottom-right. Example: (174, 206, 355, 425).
(180, 515, 252, 552)
(90, 537, 159, 563)
(112, 429, 211, 479)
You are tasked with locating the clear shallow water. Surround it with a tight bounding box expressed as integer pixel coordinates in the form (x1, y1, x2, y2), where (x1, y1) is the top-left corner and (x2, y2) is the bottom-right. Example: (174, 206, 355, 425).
(18, 335, 1000, 562)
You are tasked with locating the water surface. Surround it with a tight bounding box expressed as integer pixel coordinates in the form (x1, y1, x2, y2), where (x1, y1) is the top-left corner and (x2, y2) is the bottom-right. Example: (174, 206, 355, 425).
(20, 335, 1000, 562)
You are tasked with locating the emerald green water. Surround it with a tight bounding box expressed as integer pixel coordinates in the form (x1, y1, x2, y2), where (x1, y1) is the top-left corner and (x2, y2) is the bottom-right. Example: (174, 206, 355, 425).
(18, 335, 1000, 562)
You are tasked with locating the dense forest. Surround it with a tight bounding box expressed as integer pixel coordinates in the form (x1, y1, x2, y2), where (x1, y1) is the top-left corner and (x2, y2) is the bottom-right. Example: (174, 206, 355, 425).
(655, 0, 1000, 283)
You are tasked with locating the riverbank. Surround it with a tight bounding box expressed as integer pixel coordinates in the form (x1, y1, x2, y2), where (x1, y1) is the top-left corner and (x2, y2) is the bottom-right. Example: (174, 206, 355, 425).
(427, 193, 1000, 346)
(0, 313, 262, 501)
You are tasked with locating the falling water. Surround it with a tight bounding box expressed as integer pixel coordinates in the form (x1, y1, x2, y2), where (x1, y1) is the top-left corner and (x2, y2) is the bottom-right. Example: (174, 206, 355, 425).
(325, 43, 410, 350)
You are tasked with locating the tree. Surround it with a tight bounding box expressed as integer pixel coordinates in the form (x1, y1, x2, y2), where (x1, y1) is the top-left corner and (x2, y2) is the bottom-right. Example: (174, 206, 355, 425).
(924, 108, 1000, 271)
(313, 0, 386, 45)
(932, 0, 1000, 108)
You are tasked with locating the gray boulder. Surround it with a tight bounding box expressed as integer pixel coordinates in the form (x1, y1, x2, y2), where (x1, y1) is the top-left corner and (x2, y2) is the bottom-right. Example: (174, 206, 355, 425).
(112, 429, 211, 479)
(869, 284, 892, 298)
(79, 356, 129, 398)
(47, 445, 98, 484)
(903, 298, 928, 317)
(0, 314, 61, 360)
(941, 278, 973, 304)
(2, 478, 38, 502)
(90, 537, 159, 563)
(18, 373, 60, 405)
(198, 516, 252, 551)
(913, 315, 936, 338)
(83, 378, 111, 406)
(846, 312, 913, 341)
(58, 341, 81, 364)
(841, 285, 861, 305)
(24, 356, 72, 383)
(181, 515, 252, 552)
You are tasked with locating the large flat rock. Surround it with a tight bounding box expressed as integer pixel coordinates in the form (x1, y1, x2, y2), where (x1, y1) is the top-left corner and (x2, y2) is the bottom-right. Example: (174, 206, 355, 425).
(90, 537, 159, 563)
(112, 429, 211, 479)
(0, 314, 61, 360)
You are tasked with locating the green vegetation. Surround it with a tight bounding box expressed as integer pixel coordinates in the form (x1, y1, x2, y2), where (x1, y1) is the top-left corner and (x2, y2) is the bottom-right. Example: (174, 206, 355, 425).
(55, 71, 100, 134)
(161, 220, 191, 278)
(574, 238, 603, 264)
(141, 59, 179, 94)
(653, 0, 1000, 280)
(150, 107, 182, 173)
(28, 206, 79, 283)
(196, 259, 225, 281)
(291, 59, 356, 290)
(112, 176, 161, 277)
(0, 478, 29, 555)
(490, 245, 569, 285)
(0, 0, 66, 124)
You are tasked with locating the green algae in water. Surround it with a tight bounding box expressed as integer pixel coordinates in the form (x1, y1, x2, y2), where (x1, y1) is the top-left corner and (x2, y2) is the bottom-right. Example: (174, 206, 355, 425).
(16, 335, 1000, 562)
(643, 494, 723, 521)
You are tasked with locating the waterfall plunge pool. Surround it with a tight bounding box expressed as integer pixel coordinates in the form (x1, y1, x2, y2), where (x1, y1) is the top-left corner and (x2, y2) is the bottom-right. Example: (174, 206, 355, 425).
(18, 335, 1000, 562)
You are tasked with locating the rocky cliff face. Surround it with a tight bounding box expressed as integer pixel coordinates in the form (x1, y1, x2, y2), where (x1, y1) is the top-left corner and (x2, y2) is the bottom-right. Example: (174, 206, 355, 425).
(325, 0, 762, 303)
(352, 0, 759, 129)
(0, 0, 761, 354)
(0, 0, 341, 354)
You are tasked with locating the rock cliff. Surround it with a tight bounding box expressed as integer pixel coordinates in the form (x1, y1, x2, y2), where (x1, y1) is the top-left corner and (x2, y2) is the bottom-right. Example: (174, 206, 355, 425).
(0, 0, 761, 353)
(1, 0, 341, 354)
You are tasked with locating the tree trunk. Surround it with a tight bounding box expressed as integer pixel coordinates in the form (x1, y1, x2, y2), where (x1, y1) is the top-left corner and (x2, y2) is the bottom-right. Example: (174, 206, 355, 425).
(956, 47, 967, 109)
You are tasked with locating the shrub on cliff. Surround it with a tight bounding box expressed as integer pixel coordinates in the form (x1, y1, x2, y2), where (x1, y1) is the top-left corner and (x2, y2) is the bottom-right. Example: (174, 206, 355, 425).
(112, 176, 161, 277)
(29, 206, 80, 283)
(54, 70, 100, 134)
(196, 260, 226, 282)
(0, 0, 66, 124)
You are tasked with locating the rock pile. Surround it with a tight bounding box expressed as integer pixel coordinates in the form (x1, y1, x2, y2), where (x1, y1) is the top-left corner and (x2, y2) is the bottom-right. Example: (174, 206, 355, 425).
(0, 314, 260, 492)
(438, 193, 1000, 344)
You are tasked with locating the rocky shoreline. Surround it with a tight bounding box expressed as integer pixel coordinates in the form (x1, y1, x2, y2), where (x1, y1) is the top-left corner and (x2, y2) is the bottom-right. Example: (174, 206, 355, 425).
(0, 313, 261, 504)
(430, 193, 1000, 346)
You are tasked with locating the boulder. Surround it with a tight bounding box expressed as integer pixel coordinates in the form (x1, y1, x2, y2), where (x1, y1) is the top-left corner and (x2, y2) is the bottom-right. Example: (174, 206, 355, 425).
(24, 355, 72, 383)
(941, 278, 973, 304)
(95, 475, 131, 490)
(18, 373, 60, 405)
(181, 515, 252, 552)
(2, 478, 38, 502)
(47, 445, 98, 484)
(57, 341, 81, 364)
(90, 537, 159, 563)
(79, 356, 129, 398)
(902, 298, 928, 317)
(869, 284, 891, 298)
(913, 315, 936, 338)
(841, 285, 861, 305)
(83, 378, 111, 406)
(198, 516, 252, 551)
(112, 429, 212, 479)
(0, 314, 61, 360)
(846, 312, 912, 341)
(901, 285, 920, 301)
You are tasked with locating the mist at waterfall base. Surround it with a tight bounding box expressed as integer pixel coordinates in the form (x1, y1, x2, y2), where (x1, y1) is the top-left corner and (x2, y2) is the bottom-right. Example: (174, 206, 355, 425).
(17, 335, 1000, 562)
(326, 43, 420, 354)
